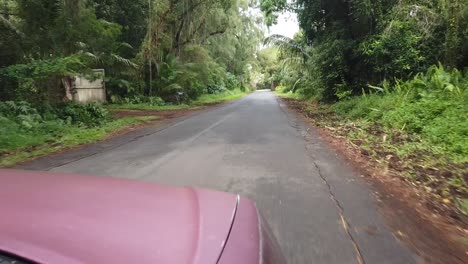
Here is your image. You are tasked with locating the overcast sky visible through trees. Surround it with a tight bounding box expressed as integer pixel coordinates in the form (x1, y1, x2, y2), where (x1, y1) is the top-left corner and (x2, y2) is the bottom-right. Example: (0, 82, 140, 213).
(268, 11, 299, 38)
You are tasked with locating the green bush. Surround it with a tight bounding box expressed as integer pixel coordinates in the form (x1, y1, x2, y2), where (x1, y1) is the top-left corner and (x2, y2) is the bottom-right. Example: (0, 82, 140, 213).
(155, 46, 232, 100)
(0, 100, 111, 155)
(0, 101, 109, 127)
(112, 95, 166, 106)
(225, 73, 240, 90)
(0, 101, 45, 129)
(0, 102, 66, 154)
(0, 101, 41, 119)
(56, 103, 109, 126)
(206, 84, 227, 94)
(332, 65, 468, 162)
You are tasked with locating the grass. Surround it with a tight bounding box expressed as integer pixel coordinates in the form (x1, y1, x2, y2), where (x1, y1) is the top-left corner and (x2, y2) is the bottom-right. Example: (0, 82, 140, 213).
(331, 94, 468, 164)
(107, 88, 248, 111)
(274, 87, 303, 100)
(192, 88, 248, 105)
(0, 116, 156, 167)
(1, 89, 249, 167)
(106, 103, 192, 111)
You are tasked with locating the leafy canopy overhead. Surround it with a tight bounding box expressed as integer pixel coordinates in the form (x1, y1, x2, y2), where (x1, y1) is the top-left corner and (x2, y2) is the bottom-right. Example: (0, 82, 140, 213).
(0, 0, 265, 102)
(259, 0, 468, 101)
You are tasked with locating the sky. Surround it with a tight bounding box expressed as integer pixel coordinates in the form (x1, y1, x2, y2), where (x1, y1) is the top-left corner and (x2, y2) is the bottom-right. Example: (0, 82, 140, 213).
(267, 12, 300, 38)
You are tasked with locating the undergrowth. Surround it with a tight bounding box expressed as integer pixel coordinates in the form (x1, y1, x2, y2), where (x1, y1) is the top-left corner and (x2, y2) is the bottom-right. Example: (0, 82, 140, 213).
(108, 88, 247, 110)
(0, 101, 154, 166)
(284, 64, 468, 220)
(192, 88, 247, 105)
(332, 65, 467, 164)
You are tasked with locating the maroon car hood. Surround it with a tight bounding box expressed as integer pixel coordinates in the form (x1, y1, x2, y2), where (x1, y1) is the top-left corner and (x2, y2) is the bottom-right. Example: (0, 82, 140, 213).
(0, 170, 238, 264)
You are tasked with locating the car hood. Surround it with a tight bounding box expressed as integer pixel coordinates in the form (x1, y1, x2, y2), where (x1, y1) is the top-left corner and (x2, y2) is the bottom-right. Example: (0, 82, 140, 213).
(0, 170, 239, 264)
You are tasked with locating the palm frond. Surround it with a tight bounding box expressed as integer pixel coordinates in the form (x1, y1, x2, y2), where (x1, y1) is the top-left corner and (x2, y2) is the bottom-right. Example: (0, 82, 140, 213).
(163, 83, 183, 91)
(0, 14, 24, 37)
(76, 41, 88, 50)
(110, 54, 138, 68)
(264, 34, 310, 60)
(116, 42, 134, 54)
(281, 57, 305, 67)
(291, 78, 302, 92)
(76, 51, 100, 65)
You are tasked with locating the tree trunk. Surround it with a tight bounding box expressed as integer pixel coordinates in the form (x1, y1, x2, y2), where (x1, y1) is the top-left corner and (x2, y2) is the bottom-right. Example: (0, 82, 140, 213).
(62, 76, 74, 102)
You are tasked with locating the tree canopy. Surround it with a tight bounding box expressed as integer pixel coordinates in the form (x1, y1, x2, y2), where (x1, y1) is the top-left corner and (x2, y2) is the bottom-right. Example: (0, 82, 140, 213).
(0, 0, 264, 102)
(260, 0, 468, 100)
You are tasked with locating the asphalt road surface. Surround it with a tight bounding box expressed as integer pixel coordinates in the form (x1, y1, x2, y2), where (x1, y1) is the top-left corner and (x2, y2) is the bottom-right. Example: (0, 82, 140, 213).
(23, 91, 419, 263)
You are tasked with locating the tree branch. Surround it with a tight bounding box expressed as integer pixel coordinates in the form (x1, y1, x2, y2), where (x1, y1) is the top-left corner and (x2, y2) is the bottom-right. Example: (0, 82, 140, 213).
(0, 14, 24, 36)
(201, 29, 227, 43)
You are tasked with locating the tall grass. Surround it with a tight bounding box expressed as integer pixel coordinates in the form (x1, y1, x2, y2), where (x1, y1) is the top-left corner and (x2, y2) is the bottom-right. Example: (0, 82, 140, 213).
(0, 101, 154, 166)
(332, 65, 468, 163)
(193, 88, 247, 105)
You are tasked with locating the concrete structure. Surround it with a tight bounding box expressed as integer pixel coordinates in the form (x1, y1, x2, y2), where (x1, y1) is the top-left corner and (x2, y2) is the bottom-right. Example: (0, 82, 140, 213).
(72, 69, 106, 103)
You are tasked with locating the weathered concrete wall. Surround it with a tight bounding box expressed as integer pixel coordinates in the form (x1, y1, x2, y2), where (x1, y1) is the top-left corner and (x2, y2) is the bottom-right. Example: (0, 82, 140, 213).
(72, 69, 106, 103)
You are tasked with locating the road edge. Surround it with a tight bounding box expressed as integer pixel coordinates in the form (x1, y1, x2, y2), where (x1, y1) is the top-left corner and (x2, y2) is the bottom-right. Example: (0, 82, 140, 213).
(14, 99, 243, 171)
(275, 95, 468, 264)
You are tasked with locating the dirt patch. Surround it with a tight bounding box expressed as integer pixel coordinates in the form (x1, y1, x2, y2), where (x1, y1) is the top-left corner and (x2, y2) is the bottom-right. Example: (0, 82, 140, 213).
(280, 97, 468, 264)
(106, 107, 210, 138)
(111, 108, 200, 119)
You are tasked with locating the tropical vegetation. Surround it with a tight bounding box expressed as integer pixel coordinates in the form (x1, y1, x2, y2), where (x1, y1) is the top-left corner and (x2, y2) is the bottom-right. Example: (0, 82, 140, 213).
(0, 0, 263, 165)
(260, 0, 467, 219)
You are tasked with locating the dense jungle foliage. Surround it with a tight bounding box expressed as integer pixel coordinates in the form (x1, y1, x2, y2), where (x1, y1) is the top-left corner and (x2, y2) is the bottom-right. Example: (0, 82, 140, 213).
(260, 0, 467, 100)
(0, 0, 263, 165)
(260, 0, 467, 216)
(0, 0, 263, 103)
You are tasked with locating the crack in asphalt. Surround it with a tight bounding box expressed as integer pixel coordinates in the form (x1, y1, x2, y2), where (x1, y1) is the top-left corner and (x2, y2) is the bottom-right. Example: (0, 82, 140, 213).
(309, 158, 366, 264)
(276, 97, 366, 264)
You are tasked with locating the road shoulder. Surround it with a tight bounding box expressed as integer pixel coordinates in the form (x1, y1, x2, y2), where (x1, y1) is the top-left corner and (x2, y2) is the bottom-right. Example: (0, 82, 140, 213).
(277, 96, 468, 264)
(14, 103, 230, 171)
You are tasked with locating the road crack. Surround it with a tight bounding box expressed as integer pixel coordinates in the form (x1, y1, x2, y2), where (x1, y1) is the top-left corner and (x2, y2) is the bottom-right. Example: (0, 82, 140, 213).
(277, 96, 366, 264)
(310, 159, 366, 264)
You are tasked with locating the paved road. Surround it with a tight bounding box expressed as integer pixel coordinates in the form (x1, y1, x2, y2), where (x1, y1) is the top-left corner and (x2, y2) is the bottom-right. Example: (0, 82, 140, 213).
(25, 91, 419, 263)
